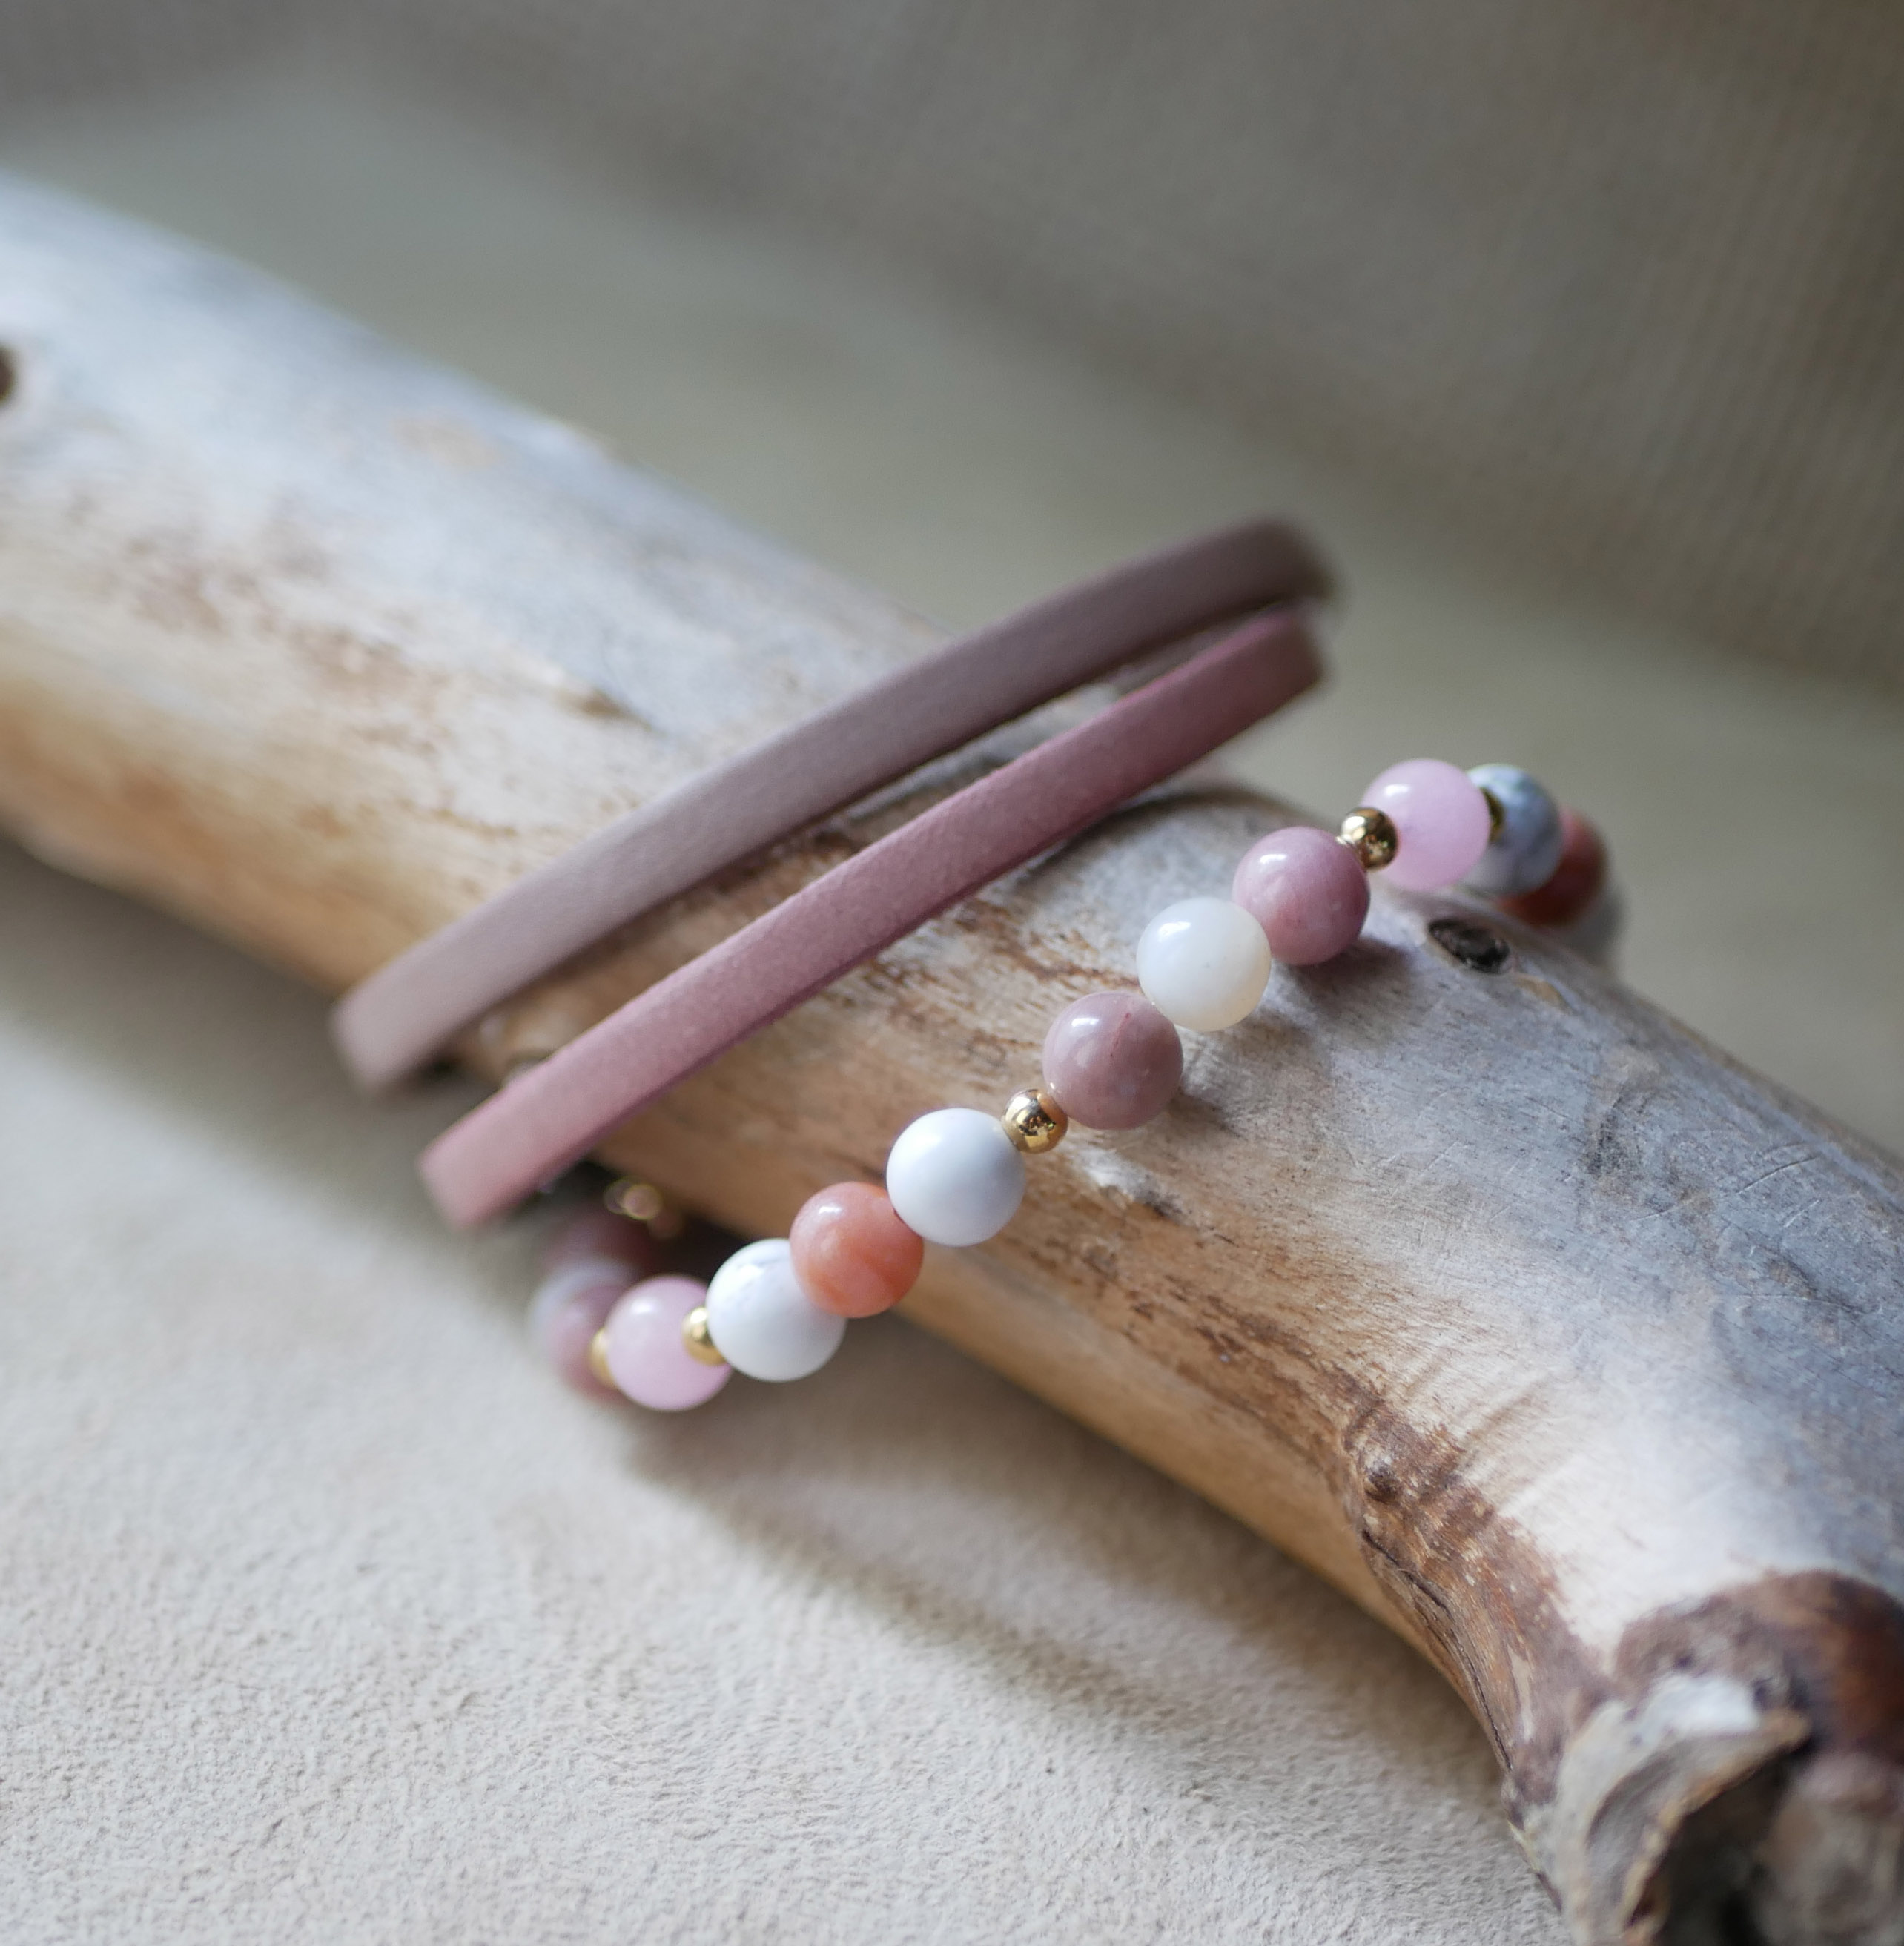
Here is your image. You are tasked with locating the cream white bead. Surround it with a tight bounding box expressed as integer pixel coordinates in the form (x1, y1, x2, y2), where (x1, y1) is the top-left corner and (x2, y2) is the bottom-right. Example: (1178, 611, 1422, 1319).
(1136, 896, 1272, 1031)
(704, 1238, 845, 1382)
(885, 1108, 1025, 1247)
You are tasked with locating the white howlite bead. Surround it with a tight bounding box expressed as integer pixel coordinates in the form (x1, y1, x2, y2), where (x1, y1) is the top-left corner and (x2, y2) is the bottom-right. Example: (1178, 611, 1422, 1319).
(1136, 896, 1273, 1031)
(704, 1239, 846, 1383)
(885, 1108, 1025, 1247)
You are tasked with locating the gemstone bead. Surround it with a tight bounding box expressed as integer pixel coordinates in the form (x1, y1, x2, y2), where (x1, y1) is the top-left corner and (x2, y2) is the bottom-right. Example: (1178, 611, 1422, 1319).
(1362, 759, 1493, 892)
(529, 1260, 633, 1396)
(600, 1275, 733, 1411)
(704, 1239, 847, 1381)
(885, 1108, 1025, 1246)
(1136, 896, 1272, 1030)
(540, 1205, 658, 1278)
(1041, 991, 1183, 1129)
(1498, 807, 1608, 927)
(1464, 764, 1564, 898)
(1231, 826, 1371, 964)
(790, 1182, 924, 1318)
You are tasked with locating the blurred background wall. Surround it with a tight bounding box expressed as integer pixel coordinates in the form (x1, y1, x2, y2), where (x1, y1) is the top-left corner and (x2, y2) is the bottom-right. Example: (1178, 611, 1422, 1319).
(4, 0, 1903, 692)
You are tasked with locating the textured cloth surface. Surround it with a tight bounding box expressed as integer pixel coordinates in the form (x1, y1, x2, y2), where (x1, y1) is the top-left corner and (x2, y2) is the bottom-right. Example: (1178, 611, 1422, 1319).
(0, 841, 1559, 1943)
(1, 57, 1900, 1946)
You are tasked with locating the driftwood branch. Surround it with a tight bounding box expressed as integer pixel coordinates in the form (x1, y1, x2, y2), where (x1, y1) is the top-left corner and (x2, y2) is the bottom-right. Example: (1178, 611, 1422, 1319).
(1, 173, 1900, 1946)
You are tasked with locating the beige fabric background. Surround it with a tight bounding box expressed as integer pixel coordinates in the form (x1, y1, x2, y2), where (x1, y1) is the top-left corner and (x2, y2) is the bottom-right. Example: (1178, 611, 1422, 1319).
(1, 34, 1900, 1946)
(5, 1, 1904, 692)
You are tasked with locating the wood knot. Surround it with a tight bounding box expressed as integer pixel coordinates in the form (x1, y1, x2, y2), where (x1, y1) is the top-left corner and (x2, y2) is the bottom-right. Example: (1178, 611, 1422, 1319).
(1429, 916, 1513, 973)
(1362, 1456, 1402, 1503)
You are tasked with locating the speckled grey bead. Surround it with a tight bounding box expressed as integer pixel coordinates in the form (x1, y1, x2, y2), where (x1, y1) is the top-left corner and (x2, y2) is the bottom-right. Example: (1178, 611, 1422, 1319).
(1464, 764, 1564, 896)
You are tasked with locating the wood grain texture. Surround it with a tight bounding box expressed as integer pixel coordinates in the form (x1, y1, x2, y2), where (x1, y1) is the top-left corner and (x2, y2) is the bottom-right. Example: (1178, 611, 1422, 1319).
(1, 173, 1900, 1946)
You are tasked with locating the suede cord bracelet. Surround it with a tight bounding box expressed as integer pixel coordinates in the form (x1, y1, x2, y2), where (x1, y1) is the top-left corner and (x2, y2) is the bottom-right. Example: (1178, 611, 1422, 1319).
(420, 605, 1323, 1226)
(331, 518, 1329, 1091)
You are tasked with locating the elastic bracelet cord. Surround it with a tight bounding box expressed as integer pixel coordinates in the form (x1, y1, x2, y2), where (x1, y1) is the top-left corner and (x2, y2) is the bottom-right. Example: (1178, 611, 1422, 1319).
(420, 606, 1323, 1227)
(331, 519, 1331, 1091)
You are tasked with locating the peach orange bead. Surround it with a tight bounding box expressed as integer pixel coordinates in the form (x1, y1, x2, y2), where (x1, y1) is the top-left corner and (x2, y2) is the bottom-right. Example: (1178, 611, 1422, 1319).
(790, 1182, 925, 1318)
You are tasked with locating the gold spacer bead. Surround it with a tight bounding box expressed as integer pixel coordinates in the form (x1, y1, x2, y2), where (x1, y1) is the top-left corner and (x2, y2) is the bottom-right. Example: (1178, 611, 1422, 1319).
(1480, 786, 1506, 840)
(1001, 1085, 1068, 1154)
(681, 1305, 727, 1367)
(1338, 806, 1400, 873)
(586, 1326, 616, 1390)
(604, 1176, 686, 1240)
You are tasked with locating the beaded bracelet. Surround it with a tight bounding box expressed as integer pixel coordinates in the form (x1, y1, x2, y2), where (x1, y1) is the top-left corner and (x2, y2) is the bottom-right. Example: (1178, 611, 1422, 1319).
(532, 758, 1610, 1411)
(420, 608, 1321, 1226)
(333, 519, 1329, 1091)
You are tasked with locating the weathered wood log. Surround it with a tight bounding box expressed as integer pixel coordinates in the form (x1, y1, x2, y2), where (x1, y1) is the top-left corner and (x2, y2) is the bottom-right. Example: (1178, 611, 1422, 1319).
(1, 173, 1900, 1946)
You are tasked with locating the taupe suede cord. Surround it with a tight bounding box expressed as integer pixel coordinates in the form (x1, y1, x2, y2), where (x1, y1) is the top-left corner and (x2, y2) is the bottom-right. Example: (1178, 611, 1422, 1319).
(419, 607, 1320, 1225)
(331, 520, 1328, 1091)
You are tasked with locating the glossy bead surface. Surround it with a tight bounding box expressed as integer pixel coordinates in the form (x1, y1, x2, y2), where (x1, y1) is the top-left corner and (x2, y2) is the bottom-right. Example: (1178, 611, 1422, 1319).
(529, 1260, 632, 1396)
(1499, 807, 1609, 927)
(1363, 759, 1493, 892)
(1136, 896, 1272, 1031)
(705, 1239, 847, 1381)
(1232, 826, 1371, 964)
(601, 1275, 732, 1411)
(681, 1305, 725, 1366)
(885, 1108, 1025, 1246)
(1001, 1087, 1067, 1154)
(790, 1182, 924, 1318)
(1464, 764, 1564, 897)
(1042, 991, 1182, 1130)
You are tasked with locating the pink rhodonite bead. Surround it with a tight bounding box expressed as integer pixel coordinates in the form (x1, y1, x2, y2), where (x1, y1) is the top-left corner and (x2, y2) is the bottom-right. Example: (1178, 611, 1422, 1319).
(541, 1205, 658, 1279)
(790, 1182, 924, 1318)
(1231, 825, 1371, 963)
(1041, 991, 1183, 1131)
(603, 1276, 731, 1411)
(1363, 758, 1493, 892)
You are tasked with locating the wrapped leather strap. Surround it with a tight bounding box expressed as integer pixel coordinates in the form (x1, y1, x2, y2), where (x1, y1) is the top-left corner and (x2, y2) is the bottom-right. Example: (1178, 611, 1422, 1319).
(333, 520, 1328, 1090)
(420, 606, 1320, 1225)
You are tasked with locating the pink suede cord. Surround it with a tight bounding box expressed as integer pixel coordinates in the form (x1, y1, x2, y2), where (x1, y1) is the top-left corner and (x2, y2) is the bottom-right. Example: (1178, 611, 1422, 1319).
(420, 607, 1320, 1226)
(332, 520, 1329, 1091)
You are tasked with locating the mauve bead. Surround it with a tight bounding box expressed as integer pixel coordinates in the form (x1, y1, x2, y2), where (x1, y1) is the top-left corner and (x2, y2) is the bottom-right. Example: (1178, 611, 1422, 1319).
(1231, 825, 1370, 964)
(529, 1261, 631, 1396)
(1041, 991, 1183, 1131)
(1363, 758, 1493, 892)
(602, 1276, 732, 1411)
(1499, 807, 1608, 927)
(790, 1182, 924, 1318)
(541, 1205, 658, 1279)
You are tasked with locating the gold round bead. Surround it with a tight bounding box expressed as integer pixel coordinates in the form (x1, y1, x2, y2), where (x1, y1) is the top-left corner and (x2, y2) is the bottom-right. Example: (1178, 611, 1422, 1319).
(586, 1325, 616, 1389)
(1338, 806, 1399, 873)
(1001, 1086, 1068, 1154)
(681, 1305, 727, 1367)
(604, 1176, 686, 1239)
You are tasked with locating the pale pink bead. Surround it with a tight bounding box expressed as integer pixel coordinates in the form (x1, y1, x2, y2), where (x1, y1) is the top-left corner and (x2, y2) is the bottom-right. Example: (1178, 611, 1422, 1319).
(602, 1276, 731, 1412)
(541, 1205, 658, 1280)
(1231, 825, 1370, 964)
(530, 1262, 631, 1396)
(1363, 758, 1493, 892)
(1041, 991, 1183, 1131)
